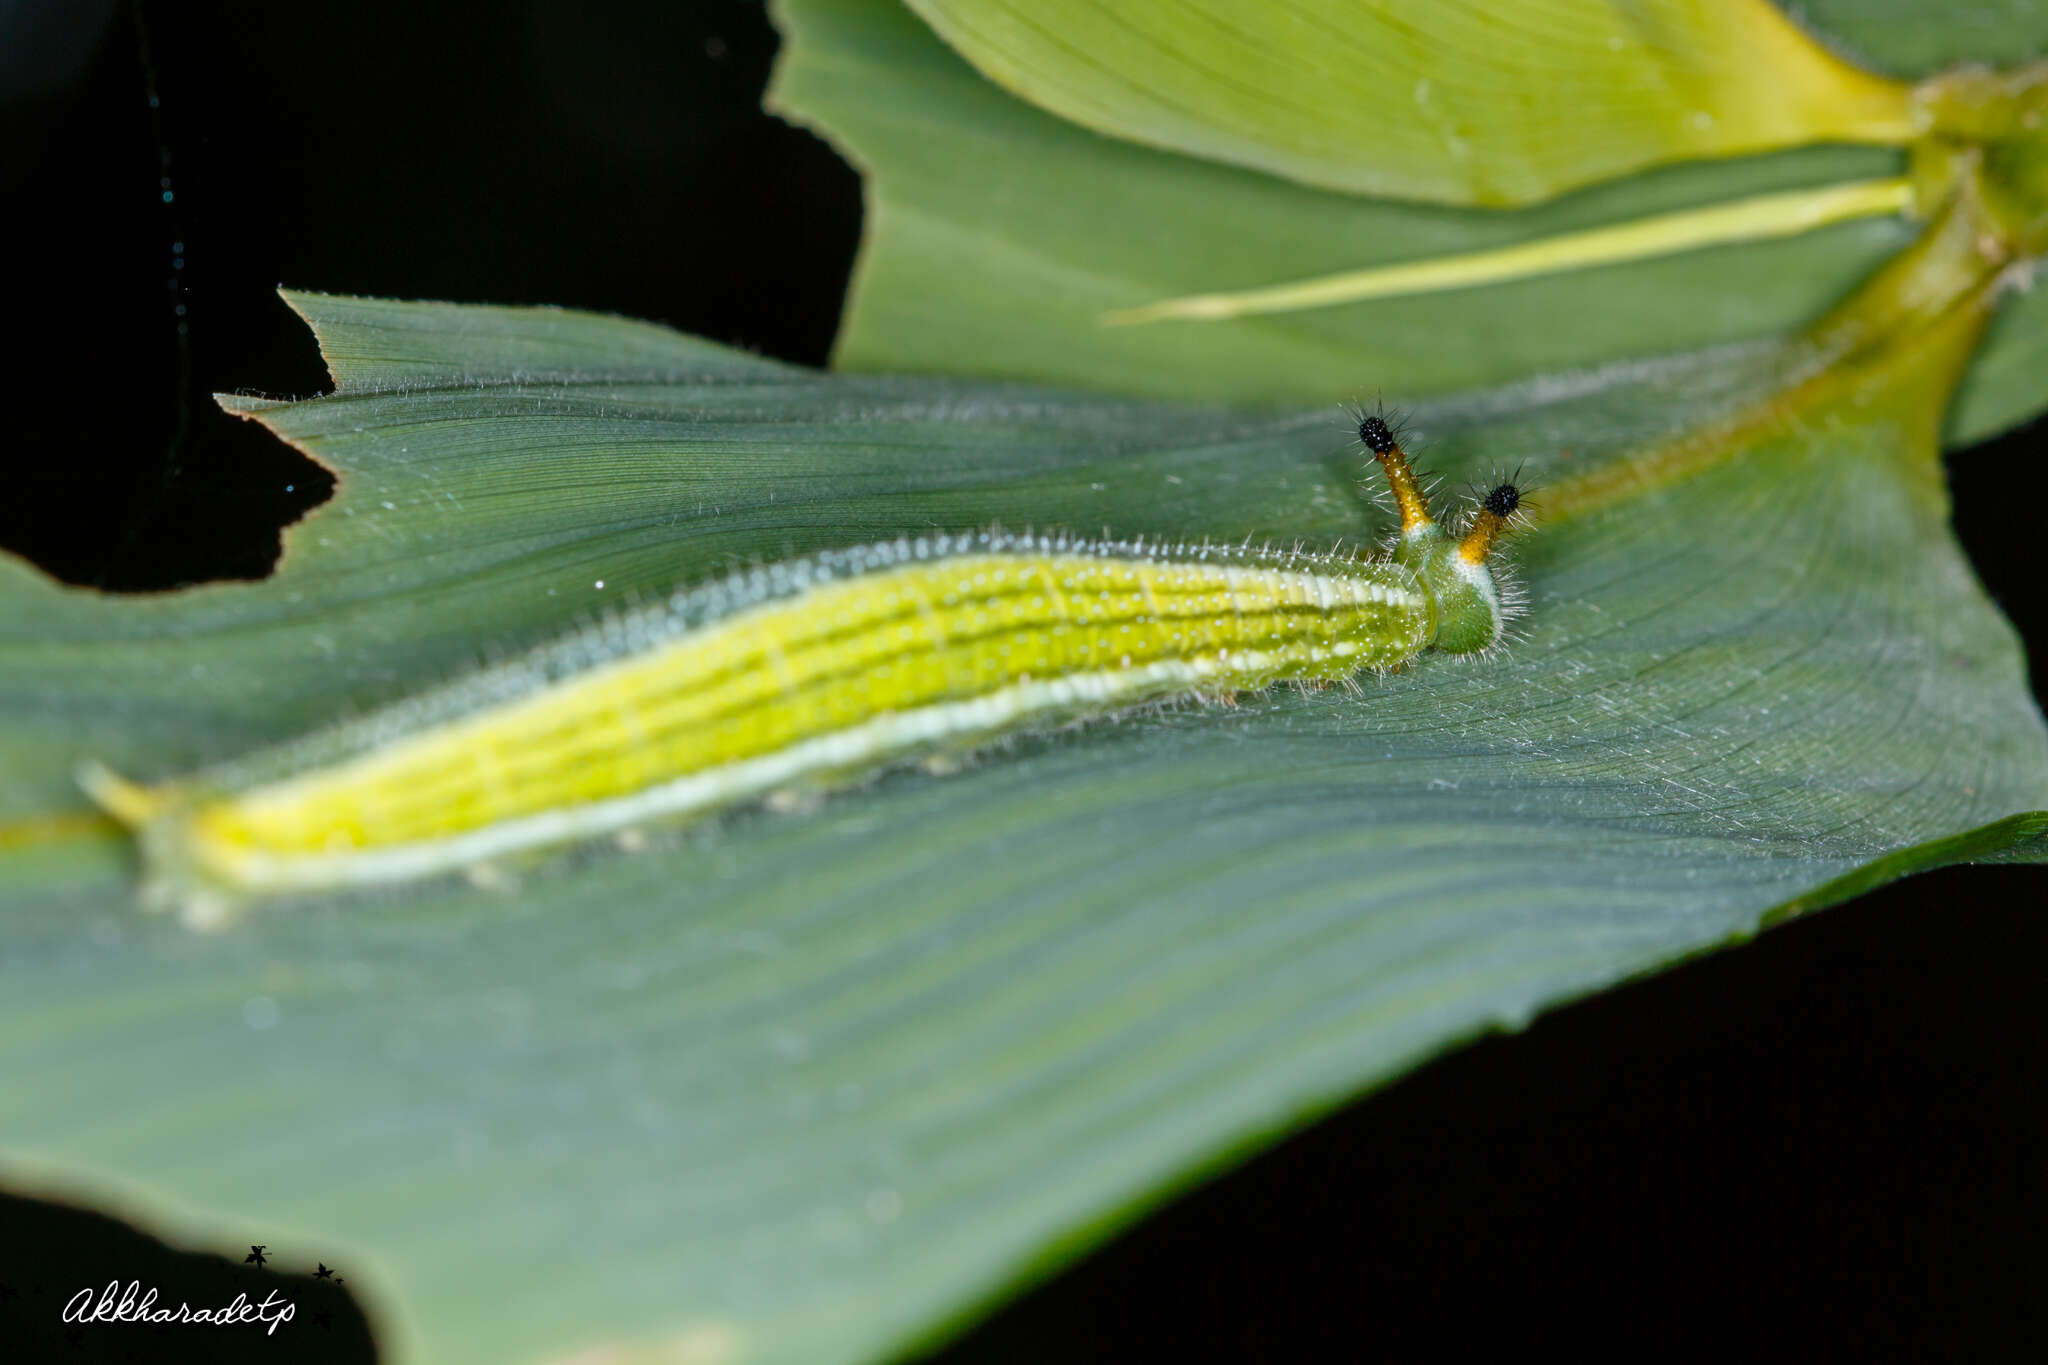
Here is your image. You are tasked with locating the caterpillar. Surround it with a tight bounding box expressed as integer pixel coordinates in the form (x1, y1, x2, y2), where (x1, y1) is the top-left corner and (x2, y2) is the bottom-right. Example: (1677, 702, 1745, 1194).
(81, 416, 1526, 926)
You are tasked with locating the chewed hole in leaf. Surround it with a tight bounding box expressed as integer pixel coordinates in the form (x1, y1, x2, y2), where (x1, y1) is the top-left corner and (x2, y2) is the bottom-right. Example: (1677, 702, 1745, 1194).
(2, 403, 336, 593)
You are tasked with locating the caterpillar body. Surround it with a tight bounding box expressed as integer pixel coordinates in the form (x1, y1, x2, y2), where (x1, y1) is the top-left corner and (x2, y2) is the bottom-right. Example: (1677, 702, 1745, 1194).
(83, 419, 1526, 925)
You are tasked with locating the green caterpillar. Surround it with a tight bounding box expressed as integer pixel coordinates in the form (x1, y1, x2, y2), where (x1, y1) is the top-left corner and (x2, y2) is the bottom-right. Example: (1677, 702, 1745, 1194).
(83, 415, 1526, 925)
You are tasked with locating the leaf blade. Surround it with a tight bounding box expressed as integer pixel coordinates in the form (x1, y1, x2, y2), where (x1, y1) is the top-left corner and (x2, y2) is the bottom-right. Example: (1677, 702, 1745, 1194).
(2, 293, 2044, 1365)
(900, 0, 1912, 205)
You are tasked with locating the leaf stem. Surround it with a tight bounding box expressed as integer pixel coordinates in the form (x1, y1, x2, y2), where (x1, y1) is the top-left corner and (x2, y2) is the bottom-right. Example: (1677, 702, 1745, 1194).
(1101, 177, 1916, 325)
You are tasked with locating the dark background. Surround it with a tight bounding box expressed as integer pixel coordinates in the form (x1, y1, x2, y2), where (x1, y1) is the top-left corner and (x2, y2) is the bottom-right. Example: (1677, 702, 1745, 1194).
(3, 2, 2043, 1361)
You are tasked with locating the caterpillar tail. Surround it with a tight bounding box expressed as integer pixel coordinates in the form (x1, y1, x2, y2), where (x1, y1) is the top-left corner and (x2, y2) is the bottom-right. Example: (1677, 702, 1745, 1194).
(77, 761, 239, 929)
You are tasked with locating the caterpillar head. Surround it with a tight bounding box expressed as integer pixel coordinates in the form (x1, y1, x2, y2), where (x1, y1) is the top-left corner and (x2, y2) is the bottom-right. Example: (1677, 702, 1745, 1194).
(1358, 414, 1524, 655)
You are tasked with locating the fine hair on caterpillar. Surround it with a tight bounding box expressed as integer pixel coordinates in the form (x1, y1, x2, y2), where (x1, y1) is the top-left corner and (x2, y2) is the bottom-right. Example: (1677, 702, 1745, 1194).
(81, 418, 1530, 925)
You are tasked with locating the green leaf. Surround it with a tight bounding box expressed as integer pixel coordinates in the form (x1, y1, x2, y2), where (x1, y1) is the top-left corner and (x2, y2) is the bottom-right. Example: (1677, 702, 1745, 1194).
(898, 1, 1913, 205)
(1798, 0, 2048, 72)
(765, 0, 2048, 443)
(2, 290, 2043, 1364)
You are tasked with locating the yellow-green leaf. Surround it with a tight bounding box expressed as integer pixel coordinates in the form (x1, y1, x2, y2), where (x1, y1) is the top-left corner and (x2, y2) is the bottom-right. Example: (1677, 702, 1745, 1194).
(770, 0, 2048, 442)
(900, 0, 1914, 205)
